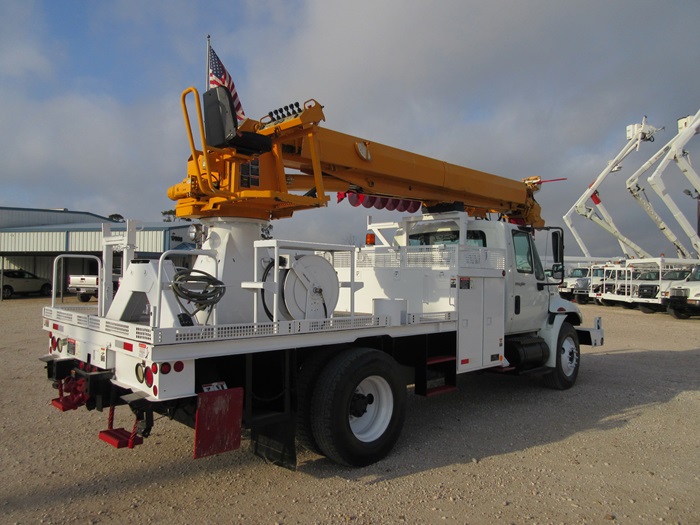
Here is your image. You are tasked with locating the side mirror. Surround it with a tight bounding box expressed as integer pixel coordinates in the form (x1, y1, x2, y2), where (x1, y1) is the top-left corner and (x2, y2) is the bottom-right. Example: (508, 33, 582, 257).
(551, 230, 564, 265)
(551, 267, 564, 280)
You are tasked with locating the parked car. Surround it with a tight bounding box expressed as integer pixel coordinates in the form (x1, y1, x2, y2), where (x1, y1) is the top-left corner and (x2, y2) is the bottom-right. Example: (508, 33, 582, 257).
(1, 269, 52, 299)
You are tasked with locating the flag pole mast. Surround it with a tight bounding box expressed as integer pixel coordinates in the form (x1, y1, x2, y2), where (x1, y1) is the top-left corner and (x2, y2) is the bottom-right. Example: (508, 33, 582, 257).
(206, 35, 211, 92)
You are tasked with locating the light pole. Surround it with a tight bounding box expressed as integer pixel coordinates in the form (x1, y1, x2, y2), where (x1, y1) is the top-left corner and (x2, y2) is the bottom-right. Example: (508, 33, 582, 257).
(683, 188, 700, 236)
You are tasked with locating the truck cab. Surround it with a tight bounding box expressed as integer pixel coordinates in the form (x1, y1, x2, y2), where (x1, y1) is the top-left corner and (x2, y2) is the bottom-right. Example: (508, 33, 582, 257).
(667, 266, 700, 318)
(350, 212, 572, 339)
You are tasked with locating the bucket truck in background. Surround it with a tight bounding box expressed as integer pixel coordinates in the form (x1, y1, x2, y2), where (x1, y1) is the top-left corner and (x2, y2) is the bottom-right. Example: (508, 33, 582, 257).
(563, 117, 660, 259)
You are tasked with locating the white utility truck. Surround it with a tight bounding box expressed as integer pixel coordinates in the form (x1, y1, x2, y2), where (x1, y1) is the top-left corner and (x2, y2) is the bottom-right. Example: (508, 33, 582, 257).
(667, 265, 700, 318)
(41, 86, 603, 468)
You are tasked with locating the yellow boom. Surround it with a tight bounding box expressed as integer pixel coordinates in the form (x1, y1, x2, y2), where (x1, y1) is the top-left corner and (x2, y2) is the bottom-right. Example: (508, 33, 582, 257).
(168, 87, 544, 226)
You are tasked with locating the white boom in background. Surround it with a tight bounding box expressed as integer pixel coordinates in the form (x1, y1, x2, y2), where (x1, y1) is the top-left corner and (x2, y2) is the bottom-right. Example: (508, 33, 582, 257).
(563, 117, 660, 258)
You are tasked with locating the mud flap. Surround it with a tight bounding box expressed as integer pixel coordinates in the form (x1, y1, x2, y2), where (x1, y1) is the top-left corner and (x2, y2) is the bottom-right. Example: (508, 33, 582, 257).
(250, 418, 297, 470)
(193, 387, 244, 459)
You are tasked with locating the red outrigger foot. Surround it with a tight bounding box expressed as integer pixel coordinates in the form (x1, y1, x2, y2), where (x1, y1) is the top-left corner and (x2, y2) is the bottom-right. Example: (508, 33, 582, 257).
(98, 428, 144, 449)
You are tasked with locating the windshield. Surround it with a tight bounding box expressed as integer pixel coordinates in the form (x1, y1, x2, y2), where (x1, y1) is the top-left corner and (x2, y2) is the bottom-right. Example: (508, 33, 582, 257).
(662, 270, 690, 280)
(687, 267, 700, 282)
(408, 229, 486, 247)
(638, 272, 659, 281)
(570, 268, 588, 278)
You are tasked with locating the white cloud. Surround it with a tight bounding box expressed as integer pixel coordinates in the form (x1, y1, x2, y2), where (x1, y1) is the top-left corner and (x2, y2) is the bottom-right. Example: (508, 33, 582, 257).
(1, 0, 700, 258)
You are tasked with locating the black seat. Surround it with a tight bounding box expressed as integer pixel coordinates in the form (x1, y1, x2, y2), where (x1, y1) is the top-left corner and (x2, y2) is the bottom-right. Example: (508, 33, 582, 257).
(203, 86, 272, 155)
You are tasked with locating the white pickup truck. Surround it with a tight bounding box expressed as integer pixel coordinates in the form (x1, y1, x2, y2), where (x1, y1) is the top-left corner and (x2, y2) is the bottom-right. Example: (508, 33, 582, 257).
(67, 274, 100, 302)
(68, 274, 120, 302)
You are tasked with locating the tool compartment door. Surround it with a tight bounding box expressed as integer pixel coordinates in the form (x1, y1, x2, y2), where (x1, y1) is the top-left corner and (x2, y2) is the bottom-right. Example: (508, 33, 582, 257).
(457, 275, 505, 373)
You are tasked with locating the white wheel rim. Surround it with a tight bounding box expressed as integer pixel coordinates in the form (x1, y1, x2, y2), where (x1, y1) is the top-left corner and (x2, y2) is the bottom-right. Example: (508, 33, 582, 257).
(560, 336, 578, 377)
(349, 375, 393, 443)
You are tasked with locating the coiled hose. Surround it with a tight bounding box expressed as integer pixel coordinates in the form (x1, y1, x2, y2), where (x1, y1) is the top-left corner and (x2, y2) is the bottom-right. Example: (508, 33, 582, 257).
(171, 268, 226, 321)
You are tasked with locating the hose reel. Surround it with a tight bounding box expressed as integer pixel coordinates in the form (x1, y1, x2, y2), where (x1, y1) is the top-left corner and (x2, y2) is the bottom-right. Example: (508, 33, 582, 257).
(262, 254, 339, 321)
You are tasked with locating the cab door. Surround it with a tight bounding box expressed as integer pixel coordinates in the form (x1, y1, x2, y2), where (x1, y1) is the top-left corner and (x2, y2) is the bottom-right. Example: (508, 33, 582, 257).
(505, 229, 550, 334)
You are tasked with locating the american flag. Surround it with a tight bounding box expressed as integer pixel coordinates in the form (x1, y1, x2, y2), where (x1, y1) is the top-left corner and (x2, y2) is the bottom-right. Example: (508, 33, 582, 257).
(208, 46, 245, 120)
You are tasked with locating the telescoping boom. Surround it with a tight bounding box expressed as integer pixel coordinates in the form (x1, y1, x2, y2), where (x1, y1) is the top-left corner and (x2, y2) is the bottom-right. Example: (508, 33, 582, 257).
(168, 87, 545, 226)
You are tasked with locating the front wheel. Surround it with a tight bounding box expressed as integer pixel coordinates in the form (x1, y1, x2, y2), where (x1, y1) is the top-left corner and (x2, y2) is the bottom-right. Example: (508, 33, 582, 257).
(668, 307, 690, 320)
(310, 348, 406, 467)
(543, 322, 580, 390)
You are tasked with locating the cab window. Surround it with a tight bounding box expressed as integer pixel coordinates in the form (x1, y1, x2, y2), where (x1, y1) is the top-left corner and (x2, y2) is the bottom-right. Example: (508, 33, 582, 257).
(408, 229, 486, 247)
(512, 230, 545, 280)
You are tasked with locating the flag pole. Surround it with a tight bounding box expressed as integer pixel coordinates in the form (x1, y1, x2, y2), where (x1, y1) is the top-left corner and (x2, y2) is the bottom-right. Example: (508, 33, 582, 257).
(206, 35, 211, 92)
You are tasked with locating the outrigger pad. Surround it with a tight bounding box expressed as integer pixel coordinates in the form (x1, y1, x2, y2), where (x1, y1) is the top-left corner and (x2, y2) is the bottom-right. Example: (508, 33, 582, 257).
(99, 428, 144, 449)
(194, 387, 244, 459)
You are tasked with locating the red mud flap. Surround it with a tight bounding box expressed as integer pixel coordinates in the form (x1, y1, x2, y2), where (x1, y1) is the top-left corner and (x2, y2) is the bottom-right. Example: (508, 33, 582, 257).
(98, 428, 144, 449)
(193, 387, 244, 459)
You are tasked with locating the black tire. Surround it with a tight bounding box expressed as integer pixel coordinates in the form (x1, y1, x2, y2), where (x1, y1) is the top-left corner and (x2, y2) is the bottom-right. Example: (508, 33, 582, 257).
(668, 307, 690, 320)
(576, 295, 590, 305)
(543, 322, 580, 390)
(2, 285, 13, 299)
(40, 283, 52, 296)
(77, 293, 92, 303)
(310, 348, 406, 467)
(295, 348, 341, 454)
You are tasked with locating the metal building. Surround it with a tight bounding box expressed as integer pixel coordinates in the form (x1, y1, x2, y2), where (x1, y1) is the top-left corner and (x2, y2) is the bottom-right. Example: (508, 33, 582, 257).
(0, 207, 193, 295)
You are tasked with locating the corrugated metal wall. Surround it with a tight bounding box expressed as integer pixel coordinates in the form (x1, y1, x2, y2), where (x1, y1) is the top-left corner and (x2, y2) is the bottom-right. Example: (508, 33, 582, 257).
(0, 226, 189, 253)
(68, 230, 103, 252)
(0, 223, 192, 288)
(0, 231, 65, 252)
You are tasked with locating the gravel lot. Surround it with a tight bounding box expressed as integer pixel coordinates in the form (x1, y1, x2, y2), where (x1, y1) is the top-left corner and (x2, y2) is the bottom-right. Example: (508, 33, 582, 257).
(2, 297, 699, 524)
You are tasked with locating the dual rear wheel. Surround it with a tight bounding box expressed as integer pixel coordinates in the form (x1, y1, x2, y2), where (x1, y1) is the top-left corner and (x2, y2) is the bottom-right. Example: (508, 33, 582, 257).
(297, 347, 406, 467)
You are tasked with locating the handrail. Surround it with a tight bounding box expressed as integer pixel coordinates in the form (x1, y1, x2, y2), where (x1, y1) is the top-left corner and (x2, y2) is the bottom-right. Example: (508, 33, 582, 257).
(180, 87, 216, 195)
(52, 254, 103, 315)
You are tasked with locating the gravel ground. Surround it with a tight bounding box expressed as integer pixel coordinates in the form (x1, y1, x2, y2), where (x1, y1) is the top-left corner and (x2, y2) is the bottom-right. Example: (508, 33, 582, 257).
(2, 297, 699, 524)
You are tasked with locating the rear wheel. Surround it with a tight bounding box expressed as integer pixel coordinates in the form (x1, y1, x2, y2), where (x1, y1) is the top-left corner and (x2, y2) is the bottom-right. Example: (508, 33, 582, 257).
(2, 285, 13, 299)
(543, 322, 580, 390)
(310, 348, 406, 467)
(295, 349, 340, 454)
(40, 283, 52, 296)
(77, 293, 92, 303)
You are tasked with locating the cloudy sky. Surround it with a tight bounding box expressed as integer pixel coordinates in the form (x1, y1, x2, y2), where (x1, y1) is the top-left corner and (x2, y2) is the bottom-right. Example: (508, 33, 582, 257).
(2, 0, 700, 258)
